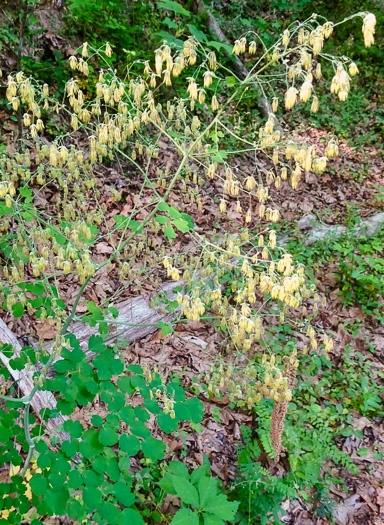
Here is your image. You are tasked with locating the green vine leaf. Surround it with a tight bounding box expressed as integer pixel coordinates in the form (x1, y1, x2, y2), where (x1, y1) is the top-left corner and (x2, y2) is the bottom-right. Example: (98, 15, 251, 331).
(171, 476, 199, 506)
(170, 508, 199, 525)
(157, 0, 191, 17)
(99, 425, 119, 446)
(164, 224, 177, 240)
(141, 436, 167, 460)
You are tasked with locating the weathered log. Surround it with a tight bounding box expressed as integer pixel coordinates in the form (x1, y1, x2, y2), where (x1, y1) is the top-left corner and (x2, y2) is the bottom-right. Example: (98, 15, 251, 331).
(46, 281, 180, 367)
(195, 0, 283, 133)
(0, 318, 69, 440)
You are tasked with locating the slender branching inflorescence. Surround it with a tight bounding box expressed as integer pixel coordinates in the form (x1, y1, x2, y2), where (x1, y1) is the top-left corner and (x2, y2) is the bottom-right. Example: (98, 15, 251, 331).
(0, 11, 376, 459)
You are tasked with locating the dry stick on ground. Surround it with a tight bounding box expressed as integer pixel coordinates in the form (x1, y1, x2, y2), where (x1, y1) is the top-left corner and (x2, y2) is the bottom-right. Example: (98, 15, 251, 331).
(195, 0, 283, 133)
(0, 318, 70, 441)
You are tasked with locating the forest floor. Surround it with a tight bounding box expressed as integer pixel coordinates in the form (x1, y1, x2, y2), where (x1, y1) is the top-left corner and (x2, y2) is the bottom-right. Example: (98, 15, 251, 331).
(1, 4, 384, 524)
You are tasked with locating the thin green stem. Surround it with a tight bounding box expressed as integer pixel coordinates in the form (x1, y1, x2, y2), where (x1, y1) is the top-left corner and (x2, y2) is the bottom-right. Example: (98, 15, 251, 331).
(21, 403, 35, 477)
(60, 277, 92, 336)
(0, 394, 29, 404)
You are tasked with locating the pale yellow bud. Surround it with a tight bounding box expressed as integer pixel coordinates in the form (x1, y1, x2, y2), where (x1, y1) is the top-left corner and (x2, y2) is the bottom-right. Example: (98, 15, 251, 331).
(211, 95, 219, 111)
(301, 49, 312, 70)
(312, 156, 327, 173)
(23, 113, 31, 126)
(297, 27, 305, 44)
(272, 149, 279, 165)
(323, 21, 334, 39)
(233, 40, 241, 55)
(106, 42, 112, 57)
(282, 29, 290, 46)
(11, 97, 20, 111)
(325, 140, 339, 158)
(163, 70, 172, 86)
(265, 115, 274, 134)
(349, 62, 359, 76)
(285, 86, 297, 110)
(312, 36, 324, 55)
(69, 56, 77, 69)
(300, 81, 312, 102)
(311, 95, 319, 113)
(63, 260, 71, 274)
(187, 78, 198, 100)
(245, 175, 256, 191)
(203, 71, 214, 88)
(208, 51, 217, 70)
(362, 13, 376, 48)
(249, 41, 257, 54)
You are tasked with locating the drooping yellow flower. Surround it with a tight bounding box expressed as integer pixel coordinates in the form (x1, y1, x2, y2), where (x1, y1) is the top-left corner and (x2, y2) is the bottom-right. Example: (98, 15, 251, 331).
(300, 81, 312, 102)
(362, 13, 376, 47)
(312, 156, 327, 173)
(285, 86, 298, 110)
(211, 95, 219, 111)
(203, 70, 214, 88)
(105, 42, 112, 57)
(323, 21, 334, 39)
(349, 62, 359, 76)
(282, 29, 290, 46)
(311, 95, 319, 113)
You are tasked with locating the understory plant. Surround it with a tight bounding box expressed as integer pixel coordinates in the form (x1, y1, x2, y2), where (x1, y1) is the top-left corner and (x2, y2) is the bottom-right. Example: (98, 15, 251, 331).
(0, 8, 378, 523)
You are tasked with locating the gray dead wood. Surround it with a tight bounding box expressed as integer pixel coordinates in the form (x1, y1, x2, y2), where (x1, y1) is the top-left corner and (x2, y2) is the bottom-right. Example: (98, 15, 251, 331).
(295, 211, 384, 246)
(195, 0, 283, 133)
(0, 318, 70, 440)
(45, 281, 181, 377)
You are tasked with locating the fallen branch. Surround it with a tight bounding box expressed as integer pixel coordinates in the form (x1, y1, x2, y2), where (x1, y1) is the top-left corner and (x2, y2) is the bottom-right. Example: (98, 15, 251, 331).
(0, 318, 69, 440)
(195, 0, 283, 133)
(45, 281, 180, 373)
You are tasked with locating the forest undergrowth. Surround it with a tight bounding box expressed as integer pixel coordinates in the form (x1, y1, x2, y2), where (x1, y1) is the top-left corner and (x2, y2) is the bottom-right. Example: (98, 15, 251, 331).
(0, 1, 383, 524)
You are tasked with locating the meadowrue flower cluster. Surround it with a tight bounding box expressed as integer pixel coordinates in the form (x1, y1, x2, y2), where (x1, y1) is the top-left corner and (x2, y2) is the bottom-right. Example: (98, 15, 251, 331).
(165, 228, 327, 356)
(362, 13, 376, 47)
(198, 353, 297, 409)
(233, 12, 375, 114)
